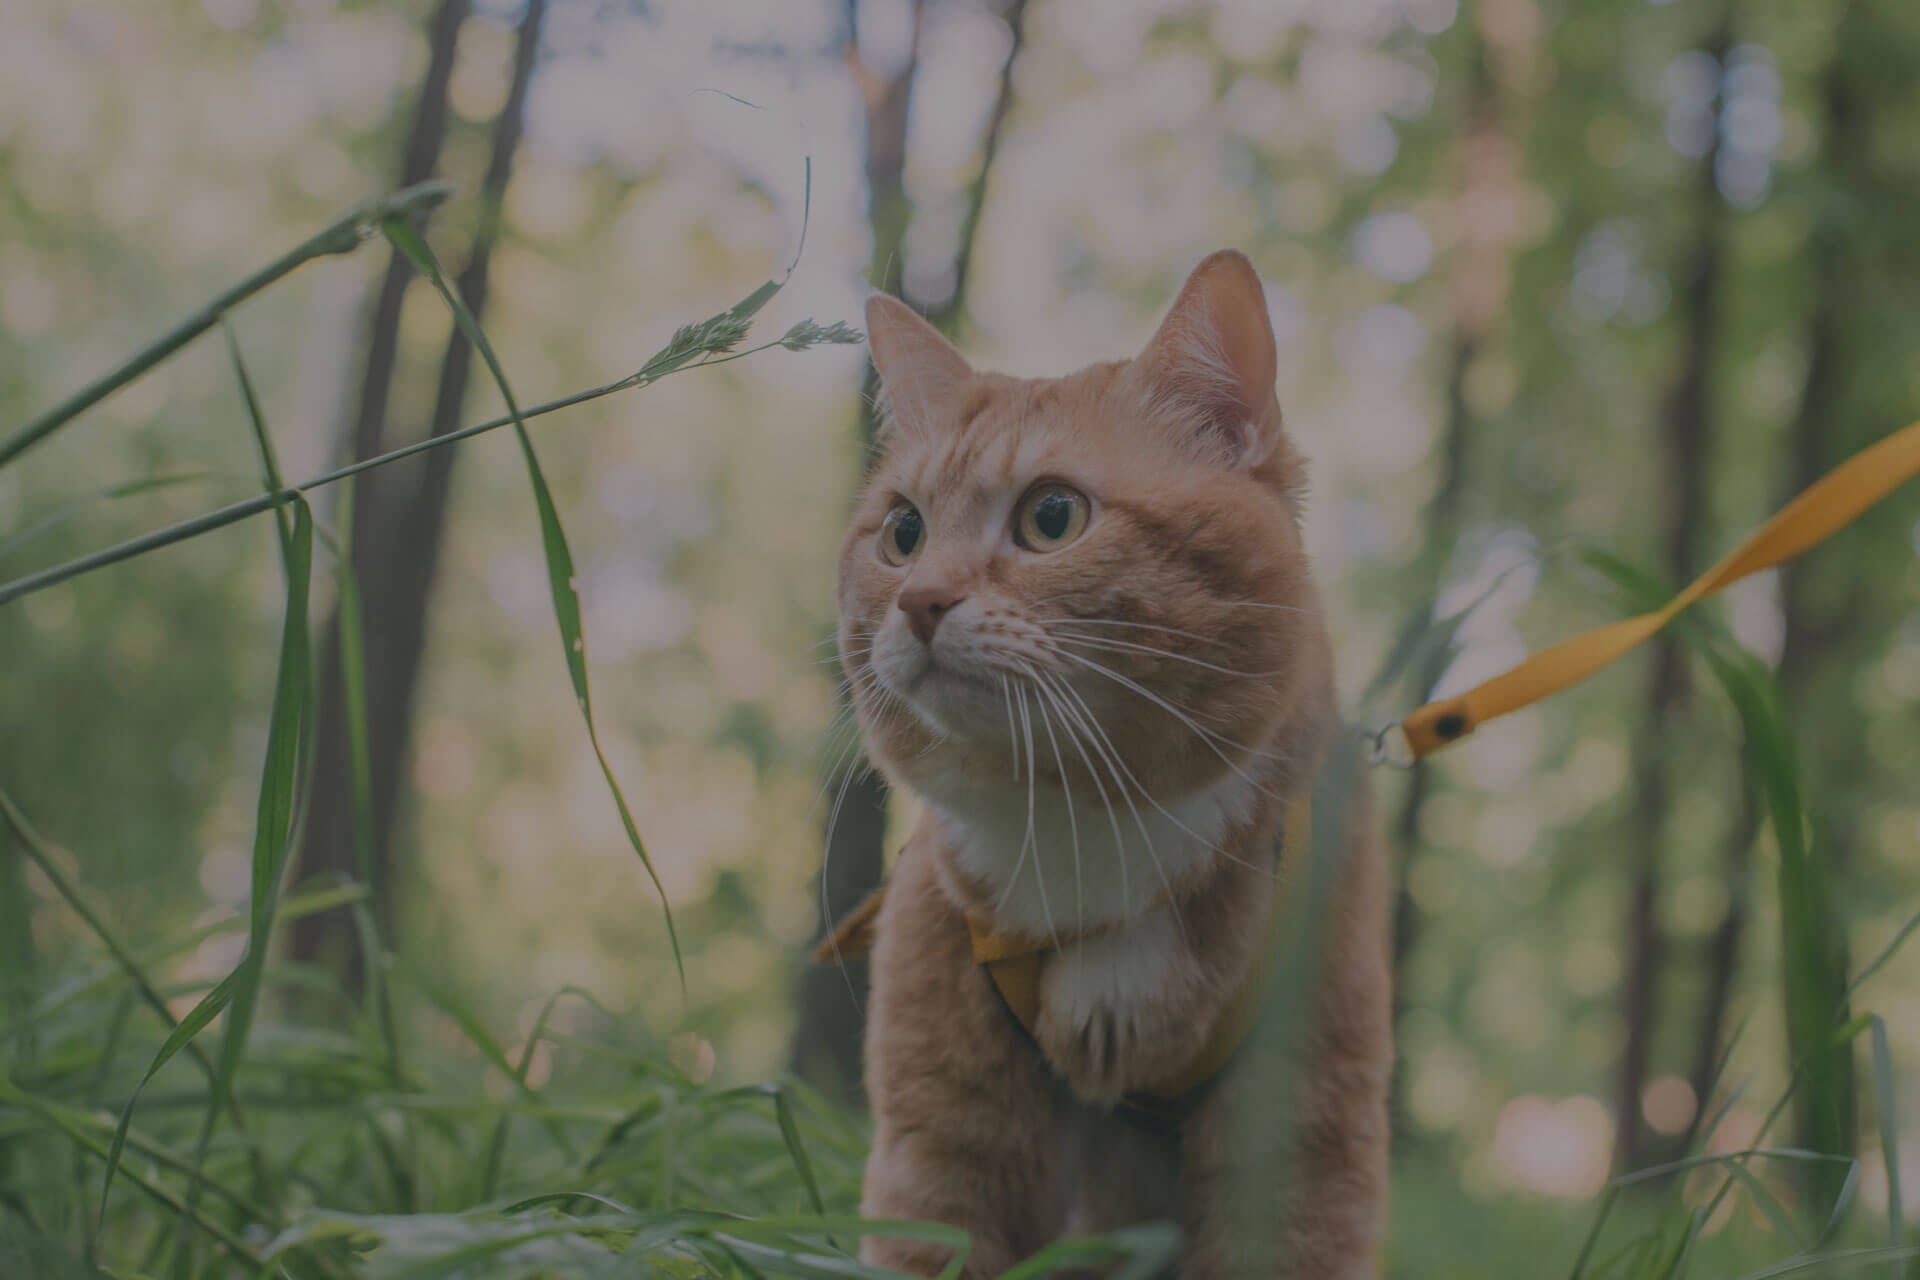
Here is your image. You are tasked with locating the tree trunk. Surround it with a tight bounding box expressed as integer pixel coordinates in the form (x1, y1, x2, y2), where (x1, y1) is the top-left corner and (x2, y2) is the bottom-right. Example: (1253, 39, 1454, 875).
(789, 0, 1029, 1099)
(290, 0, 548, 993)
(1771, 12, 1869, 1197)
(1389, 11, 1502, 1137)
(1613, 16, 1730, 1176)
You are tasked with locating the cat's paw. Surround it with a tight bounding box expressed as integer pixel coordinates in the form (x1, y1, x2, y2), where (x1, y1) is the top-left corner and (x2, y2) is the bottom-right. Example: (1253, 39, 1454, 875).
(1036, 1001, 1143, 1103)
(1034, 915, 1194, 1103)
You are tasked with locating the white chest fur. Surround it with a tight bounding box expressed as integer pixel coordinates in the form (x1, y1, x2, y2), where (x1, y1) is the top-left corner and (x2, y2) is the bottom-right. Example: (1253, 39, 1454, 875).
(926, 767, 1259, 940)
(1040, 908, 1183, 1029)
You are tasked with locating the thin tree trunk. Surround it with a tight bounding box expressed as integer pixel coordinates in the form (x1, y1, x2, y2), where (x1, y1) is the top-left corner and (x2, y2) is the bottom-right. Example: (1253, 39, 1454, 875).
(1389, 14, 1501, 1133)
(1771, 14, 1867, 1193)
(1685, 16, 1868, 1142)
(1614, 16, 1731, 1175)
(789, 0, 1029, 1099)
(1686, 798, 1758, 1125)
(290, 0, 552, 992)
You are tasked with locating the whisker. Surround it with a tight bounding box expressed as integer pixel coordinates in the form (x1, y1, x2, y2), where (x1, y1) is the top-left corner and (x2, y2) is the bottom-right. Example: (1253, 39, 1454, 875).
(1023, 665, 1128, 915)
(1045, 672, 1279, 884)
(1033, 677, 1084, 936)
(1058, 651, 1292, 792)
(1047, 631, 1286, 679)
(999, 674, 1021, 783)
(1029, 616, 1235, 649)
(808, 713, 877, 1008)
(1036, 670, 1188, 946)
(1008, 681, 1058, 949)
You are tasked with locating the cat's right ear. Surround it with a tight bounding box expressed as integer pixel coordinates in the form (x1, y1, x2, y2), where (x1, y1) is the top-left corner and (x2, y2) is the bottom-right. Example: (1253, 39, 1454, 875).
(1131, 250, 1281, 468)
(866, 295, 973, 434)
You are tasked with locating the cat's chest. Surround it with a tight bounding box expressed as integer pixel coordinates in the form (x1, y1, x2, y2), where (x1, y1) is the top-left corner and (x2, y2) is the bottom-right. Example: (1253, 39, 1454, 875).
(1041, 911, 1183, 1025)
(928, 770, 1257, 940)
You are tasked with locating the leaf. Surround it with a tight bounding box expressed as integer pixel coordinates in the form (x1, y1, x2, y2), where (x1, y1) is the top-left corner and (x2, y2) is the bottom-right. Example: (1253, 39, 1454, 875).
(0, 472, 223, 564)
(770, 1086, 828, 1219)
(222, 321, 293, 558)
(379, 216, 685, 995)
(98, 970, 237, 1223)
(172, 499, 314, 1267)
(1869, 1015, 1905, 1270)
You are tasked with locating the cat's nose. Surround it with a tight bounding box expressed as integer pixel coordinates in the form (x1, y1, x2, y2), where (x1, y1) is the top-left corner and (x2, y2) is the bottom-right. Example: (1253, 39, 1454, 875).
(899, 584, 966, 644)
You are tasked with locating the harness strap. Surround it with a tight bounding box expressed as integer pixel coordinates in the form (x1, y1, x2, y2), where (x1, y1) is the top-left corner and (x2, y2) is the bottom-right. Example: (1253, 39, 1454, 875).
(965, 797, 1313, 1102)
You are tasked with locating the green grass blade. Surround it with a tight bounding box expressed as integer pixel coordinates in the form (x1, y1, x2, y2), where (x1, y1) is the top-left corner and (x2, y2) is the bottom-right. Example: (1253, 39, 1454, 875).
(1568, 1185, 1621, 1280)
(1847, 910, 1920, 1002)
(1736, 1248, 1920, 1279)
(415, 977, 578, 1174)
(97, 971, 236, 1222)
(0, 310, 846, 609)
(1721, 1164, 1808, 1251)
(769, 1086, 828, 1218)
(0, 181, 453, 470)
(377, 215, 686, 996)
(1870, 1015, 1905, 1272)
(222, 321, 294, 558)
(0, 473, 225, 564)
(0, 1072, 261, 1270)
(172, 499, 313, 1272)
(475, 985, 580, 1202)
(0, 790, 214, 1078)
(0, 788, 286, 1223)
(1583, 547, 1858, 1206)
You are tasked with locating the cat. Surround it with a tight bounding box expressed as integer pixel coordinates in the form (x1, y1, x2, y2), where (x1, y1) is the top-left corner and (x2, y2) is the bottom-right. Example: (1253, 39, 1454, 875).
(834, 250, 1390, 1279)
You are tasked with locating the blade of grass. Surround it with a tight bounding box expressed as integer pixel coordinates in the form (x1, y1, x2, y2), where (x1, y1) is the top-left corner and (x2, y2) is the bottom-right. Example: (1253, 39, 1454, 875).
(476, 986, 586, 1201)
(0, 182, 454, 470)
(1568, 1185, 1621, 1280)
(768, 1086, 828, 1218)
(0, 1073, 260, 1269)
(0, 159, 852, 616)
(2, 880, 364, 1044)
(96, 970, 236, 1223)
(415, 977, 578, 1171)
(0, 473, 225, 563)
(378, 215, 689, 996)
(1583, 549, 1858, 1208)
(0, 322, 850, 610)
(1846, 909, 1920, 1003)
(172, 499, 314, 1275)
(0, 787, 277, 1212)
(222, 321, 293, 558)
(1869, 1016, 1905, 1275)
(1737, 1248, 1920, 1279)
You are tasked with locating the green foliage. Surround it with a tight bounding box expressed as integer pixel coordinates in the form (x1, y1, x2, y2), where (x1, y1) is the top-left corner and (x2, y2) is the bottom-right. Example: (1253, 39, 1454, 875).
(6, 2, 1920, 1276)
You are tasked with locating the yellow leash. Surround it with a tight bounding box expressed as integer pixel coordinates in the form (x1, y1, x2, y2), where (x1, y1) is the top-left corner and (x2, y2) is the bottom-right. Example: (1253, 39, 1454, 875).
(1398, 417, 1920, 762)
(818, 416, 1920, 1103)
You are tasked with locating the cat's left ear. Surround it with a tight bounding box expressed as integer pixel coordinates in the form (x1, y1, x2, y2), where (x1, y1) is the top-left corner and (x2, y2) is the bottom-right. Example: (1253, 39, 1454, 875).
(1132, 250, 1281, 467)
(867, 294, 974, 434)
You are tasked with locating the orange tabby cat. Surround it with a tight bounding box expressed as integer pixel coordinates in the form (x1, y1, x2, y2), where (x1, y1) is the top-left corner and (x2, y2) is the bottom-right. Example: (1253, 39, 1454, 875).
(836, 251, 1390, 1278)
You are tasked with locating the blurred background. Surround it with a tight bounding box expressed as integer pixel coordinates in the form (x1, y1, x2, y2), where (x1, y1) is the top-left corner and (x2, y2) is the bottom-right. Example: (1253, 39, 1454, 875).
(5, 0, 1920, 1270)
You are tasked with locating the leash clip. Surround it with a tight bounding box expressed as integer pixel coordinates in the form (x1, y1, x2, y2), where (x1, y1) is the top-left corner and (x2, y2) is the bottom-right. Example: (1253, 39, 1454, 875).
(1361, 722, 1415, 770)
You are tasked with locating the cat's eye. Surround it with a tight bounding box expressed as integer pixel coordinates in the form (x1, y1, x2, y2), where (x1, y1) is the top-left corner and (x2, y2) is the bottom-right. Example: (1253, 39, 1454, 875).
(1014, 483, 1091, 552)
(878, 501, 925, 566)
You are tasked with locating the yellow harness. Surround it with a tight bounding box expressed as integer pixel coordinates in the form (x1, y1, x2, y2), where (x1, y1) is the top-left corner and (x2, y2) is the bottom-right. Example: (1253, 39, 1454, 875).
(816, 799, 1312, 1103)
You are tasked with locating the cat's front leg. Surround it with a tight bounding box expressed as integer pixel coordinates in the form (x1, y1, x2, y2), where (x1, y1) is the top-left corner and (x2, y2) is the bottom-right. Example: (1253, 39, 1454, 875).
(861, 837, 1072, 1278)
(1034, 908, 1231, 1104)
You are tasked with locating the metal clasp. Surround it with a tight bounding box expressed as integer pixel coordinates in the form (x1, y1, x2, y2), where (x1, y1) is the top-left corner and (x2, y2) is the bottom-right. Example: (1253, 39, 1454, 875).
(1360, 722, 1416, 770)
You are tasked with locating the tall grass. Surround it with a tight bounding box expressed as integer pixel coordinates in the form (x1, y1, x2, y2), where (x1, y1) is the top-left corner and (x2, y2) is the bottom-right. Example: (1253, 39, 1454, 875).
(2, 182, 1915, 1279)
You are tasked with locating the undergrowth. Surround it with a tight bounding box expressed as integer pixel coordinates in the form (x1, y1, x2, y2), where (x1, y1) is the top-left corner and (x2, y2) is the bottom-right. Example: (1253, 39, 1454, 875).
(2, 183, 1917, 1280)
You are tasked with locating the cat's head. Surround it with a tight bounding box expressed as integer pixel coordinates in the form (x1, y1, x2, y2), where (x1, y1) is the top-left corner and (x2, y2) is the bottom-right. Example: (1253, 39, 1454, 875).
(837, 251, 1324, 811)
